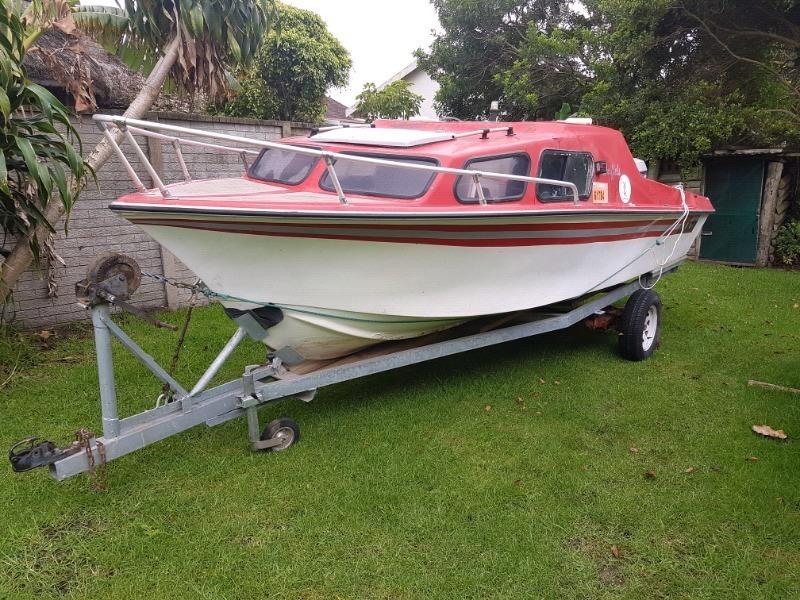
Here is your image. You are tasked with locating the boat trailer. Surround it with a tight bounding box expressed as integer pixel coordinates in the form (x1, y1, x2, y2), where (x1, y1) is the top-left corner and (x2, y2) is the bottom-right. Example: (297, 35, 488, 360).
(9, 254, 676, 481)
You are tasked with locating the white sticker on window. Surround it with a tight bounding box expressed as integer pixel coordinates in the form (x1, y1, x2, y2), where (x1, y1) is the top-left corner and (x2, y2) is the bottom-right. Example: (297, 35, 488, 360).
(618, 174, 632, 204)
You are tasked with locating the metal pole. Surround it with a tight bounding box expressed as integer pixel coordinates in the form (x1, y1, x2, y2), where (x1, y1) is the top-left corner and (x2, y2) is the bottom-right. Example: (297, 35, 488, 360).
(98, 123, 146, 192)
(91, 304, 120, 439)
(121, 127, 171, 197)
(472, 173, 487, 205)
(188, 328, 247, 397)
(323, 154, 347, 205)
(172, 140, 192, 181)
(246, 406, 261, 446)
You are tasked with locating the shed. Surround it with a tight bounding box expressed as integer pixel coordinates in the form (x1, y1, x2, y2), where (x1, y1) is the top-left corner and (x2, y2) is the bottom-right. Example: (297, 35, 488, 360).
(656, 151, 799, 266)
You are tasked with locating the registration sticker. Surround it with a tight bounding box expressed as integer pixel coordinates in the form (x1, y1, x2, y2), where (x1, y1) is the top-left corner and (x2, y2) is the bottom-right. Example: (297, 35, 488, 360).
(591, 182, 609, 204)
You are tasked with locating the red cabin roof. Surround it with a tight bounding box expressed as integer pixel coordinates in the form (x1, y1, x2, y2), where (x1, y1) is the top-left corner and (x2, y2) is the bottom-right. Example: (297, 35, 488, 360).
(113, 119, 714, 217)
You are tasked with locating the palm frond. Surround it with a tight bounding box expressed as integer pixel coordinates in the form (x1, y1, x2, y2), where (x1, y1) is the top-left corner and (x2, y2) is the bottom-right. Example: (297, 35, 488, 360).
(72, 5, 129, 49)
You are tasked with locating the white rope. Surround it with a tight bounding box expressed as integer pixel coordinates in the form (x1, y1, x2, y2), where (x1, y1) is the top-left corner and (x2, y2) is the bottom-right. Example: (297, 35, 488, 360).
(638, 184, 690, 290)
(582, 183, 692, 296)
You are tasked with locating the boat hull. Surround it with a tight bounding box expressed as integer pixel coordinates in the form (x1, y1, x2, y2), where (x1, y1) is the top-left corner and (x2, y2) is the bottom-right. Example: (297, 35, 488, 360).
(117, 210, 707, 359)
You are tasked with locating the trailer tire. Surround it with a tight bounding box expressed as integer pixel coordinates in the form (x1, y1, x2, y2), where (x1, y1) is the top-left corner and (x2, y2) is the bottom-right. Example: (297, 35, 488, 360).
(618, 289, 662, 361)
(260, 418, 300, 452)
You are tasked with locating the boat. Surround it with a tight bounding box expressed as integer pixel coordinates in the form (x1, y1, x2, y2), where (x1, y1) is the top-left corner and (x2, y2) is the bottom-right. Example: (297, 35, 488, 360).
(102, 115, 714, 361)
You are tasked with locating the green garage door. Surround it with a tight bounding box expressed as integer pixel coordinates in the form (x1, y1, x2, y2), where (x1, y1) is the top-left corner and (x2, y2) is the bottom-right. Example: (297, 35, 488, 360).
(699, 158, 764, 264)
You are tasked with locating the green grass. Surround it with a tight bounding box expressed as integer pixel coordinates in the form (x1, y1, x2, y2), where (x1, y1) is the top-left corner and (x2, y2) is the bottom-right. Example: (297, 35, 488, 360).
(0, 262, 798, 599)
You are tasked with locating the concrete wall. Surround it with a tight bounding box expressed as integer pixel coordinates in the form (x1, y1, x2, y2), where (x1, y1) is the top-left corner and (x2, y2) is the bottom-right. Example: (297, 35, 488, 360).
(2, 112, 312, 329)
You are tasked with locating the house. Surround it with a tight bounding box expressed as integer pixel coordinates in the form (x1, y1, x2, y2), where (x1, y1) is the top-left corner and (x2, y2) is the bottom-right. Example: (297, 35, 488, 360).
(324, 96, 364, 125)
(347, 59, 440, 120)
(324, 96, 348, 121)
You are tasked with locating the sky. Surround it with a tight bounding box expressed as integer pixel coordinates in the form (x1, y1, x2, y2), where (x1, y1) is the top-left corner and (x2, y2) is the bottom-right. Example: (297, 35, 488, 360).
(284, 0, 441, 106)
(81, 0, 442, 107)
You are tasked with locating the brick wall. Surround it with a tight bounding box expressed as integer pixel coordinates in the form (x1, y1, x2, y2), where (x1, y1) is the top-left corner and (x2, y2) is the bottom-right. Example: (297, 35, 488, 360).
(2, 112, 312, 329)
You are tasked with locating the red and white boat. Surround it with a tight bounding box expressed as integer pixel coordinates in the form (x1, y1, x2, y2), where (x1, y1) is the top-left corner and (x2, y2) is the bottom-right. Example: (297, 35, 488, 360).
(101, 116, 713, 360)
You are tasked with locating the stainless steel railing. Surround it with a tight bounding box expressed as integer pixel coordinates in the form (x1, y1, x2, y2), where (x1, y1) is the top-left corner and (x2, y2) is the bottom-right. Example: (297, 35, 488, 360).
(93, 114, 581, 206)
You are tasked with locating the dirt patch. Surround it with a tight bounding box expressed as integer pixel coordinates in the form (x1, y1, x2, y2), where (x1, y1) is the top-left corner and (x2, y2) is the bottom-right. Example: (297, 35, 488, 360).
(0, 514, 112, 597)
(567, 536, 626, 588)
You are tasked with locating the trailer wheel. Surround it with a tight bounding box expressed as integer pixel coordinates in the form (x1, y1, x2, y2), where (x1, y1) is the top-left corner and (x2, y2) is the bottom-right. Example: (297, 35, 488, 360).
(260, 418, 300, 452)
(618, 289, 662, 361)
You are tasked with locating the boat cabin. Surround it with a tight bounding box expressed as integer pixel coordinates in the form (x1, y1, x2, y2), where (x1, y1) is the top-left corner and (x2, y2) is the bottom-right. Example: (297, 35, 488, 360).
(242, 119, 702, 213)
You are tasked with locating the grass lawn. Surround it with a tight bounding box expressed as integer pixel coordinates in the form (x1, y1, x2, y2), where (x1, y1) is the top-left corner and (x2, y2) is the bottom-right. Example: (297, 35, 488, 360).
(0, 261, 798, 599)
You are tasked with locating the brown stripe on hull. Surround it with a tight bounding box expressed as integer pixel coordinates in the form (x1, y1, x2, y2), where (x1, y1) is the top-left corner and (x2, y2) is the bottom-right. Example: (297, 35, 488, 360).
(129, 217, 698, 247)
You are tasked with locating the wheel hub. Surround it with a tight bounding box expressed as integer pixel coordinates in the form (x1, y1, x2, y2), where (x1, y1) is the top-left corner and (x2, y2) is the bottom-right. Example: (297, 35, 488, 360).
(641, 305, 658, 351)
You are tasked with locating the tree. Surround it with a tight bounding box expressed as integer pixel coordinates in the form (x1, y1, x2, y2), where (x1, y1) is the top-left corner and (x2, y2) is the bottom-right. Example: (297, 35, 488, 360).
(224, 3, 351, 123)
(415, 0, 576, 120)
(1, 4, 91, 285)
(353, 80, 423, 121)
(578, 0, 800, 167)
(0, 0, 277, 302)
(418, 0, 800, 167)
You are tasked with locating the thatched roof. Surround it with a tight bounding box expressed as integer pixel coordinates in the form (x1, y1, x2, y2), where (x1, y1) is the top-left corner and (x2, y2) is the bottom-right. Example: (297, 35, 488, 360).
(23, 27, 144, 110)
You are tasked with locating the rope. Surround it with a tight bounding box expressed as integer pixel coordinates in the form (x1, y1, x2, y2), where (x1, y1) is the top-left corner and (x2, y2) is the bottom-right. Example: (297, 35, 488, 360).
(585, 184, 691, 295)
(638, 184, 690, 290)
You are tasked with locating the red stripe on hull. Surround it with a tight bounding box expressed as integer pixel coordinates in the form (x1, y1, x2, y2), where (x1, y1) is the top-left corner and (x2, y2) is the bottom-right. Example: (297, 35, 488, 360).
(127, 216, 684, 232)
(130, 220, 691, 247)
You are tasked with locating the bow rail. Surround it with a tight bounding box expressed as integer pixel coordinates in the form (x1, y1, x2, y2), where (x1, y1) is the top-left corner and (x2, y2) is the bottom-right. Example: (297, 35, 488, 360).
(93, 114, 581, 206)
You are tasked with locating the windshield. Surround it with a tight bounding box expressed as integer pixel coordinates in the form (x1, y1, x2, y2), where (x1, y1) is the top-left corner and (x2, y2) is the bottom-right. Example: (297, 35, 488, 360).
(319, 154, 438, 199)
(249, 147, 319, 185)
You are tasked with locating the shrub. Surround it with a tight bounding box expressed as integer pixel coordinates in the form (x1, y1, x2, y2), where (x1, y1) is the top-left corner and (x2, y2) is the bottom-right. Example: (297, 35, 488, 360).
(774, 220, 800, 266)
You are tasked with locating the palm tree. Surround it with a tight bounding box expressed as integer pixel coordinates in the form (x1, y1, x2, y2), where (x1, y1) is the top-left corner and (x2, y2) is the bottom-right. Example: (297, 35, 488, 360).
(0, 0, 277, 302)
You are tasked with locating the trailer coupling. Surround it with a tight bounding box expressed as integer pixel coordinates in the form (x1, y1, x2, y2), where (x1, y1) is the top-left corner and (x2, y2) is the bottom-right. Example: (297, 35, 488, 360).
(9, 436, 82, 472)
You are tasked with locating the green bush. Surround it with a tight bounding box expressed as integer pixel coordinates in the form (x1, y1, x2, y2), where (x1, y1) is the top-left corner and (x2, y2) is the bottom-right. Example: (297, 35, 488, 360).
(222, 3, 351, 123)
(774, 220, 800, 266)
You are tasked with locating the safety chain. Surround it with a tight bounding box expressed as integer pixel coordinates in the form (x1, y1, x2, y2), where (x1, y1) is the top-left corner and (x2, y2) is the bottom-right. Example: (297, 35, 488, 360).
(143, 273, 204, 407)
(157, 285, 198, 406)
(75, 428, 107, 492)
(142, 271, 208, 294)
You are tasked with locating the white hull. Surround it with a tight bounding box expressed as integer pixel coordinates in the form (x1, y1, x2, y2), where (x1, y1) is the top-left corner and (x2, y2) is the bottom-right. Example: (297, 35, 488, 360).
(123, 212, 706, 359)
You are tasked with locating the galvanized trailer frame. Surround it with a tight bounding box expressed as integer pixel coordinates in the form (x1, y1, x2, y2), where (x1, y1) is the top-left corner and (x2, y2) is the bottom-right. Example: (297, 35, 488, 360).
(34, 271, 671, 481)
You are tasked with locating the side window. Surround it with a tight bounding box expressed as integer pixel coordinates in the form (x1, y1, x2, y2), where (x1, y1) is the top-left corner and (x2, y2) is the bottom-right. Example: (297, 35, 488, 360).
(319, 154, 438, 199)
(536, 150, 593, 202)
(249, 147, 319, 185)
(455, 154, 531, 204)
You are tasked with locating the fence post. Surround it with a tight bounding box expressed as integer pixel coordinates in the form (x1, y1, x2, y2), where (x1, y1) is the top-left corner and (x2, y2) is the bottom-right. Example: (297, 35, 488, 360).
(757, 161, 785, 268)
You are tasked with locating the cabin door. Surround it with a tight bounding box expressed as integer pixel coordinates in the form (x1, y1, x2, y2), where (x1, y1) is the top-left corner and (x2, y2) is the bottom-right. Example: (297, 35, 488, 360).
(699, 158, 764, 264)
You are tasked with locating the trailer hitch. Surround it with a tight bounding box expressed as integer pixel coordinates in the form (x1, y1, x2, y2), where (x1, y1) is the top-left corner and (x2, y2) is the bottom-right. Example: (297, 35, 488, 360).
(8, 436, 81, 472)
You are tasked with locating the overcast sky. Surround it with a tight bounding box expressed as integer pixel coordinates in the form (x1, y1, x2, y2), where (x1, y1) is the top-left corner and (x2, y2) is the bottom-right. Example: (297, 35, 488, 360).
(285, 0, 441, 106)
(82, 0, 441, 107)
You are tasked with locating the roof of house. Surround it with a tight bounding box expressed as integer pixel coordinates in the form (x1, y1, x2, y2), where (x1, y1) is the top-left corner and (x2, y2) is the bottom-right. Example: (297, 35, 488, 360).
(23, 27, 145, 111)
(378, 60, 421, 90)
(325, 96, 348, 121)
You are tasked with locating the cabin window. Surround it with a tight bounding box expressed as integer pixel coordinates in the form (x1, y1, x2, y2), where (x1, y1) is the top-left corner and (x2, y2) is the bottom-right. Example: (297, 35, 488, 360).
(319, 153, 438, 199)
(536, 150, 593, 202)
(455, 154, 531, 204)
(249, 147, 319, 185)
